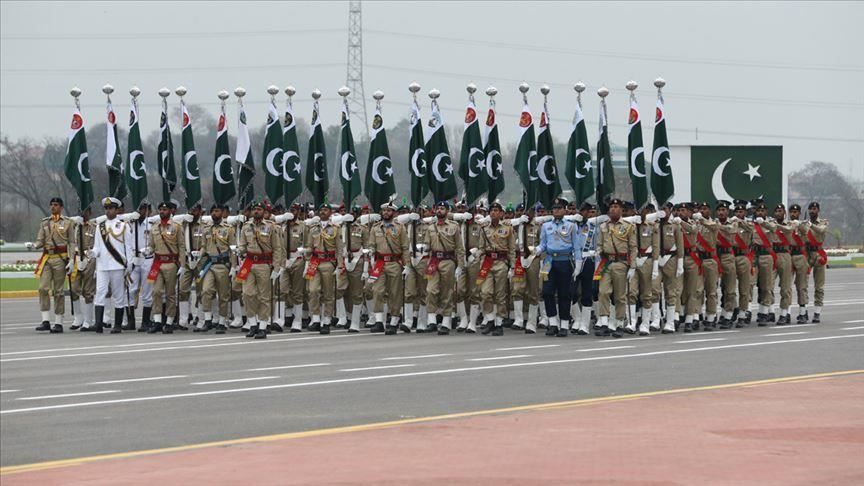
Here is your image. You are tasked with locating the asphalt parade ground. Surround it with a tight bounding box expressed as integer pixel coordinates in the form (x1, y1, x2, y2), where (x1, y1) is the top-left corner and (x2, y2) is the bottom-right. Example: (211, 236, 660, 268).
(1, 268, 862, 483)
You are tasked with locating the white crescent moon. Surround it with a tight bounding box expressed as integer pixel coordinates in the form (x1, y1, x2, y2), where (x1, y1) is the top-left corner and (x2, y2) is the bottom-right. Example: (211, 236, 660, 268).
(527, 150, 538, 181)
(651, 147, 670, 176)
(711, 158, 735, 202)
(313, 153, 325, 181)
(265, 147, 282, 178)
(467, 147, 484, 178)
(536, 155, 554, 185)
(485, 150, 501, 180)
(129, 150, 145, 180)
(410, 148, 426, 177)
(184, 151, 199, 180)
(371, 156, 391, 184)
(630, 147, 646, 178)
(573, 149, 589, 179)
(282, 150, 300, 182)
(214, 154, 232, 185)
(77, 152, 90, 182)
(160, 150, 169, 178)
(341, 151, 354, 180)
(432, 153, 449, 182)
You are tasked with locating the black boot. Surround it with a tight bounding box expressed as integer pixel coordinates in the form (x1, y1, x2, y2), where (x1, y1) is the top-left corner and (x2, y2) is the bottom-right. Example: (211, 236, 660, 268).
(139, 306, 151, 332)
(269, 322, 284, 333)
(812, 313, 821, 323)
(595, 326, 610, 337)
(744, 310, 752, 323)
(162, 321, 174, 333)
(319, 324, 330, 335)
(384, 325, 397, 335)
(122, 307, 136, 331)
(556, 327, 568, 337)
(546, 325, 558, 336)
(308, 321, 321, 332)
(491, 326, 503, 336)
(768, 312, 776, 323)
(94, 306, 105, 334)
(111, 308, 124, 333)
(50, 323, 64, 333)
(797, 311, 809, 324)
(245, 325, 258, 338)
(147, 315, 163, 334)
(214, 323, 227, 334)
(35, 320, 51, 332)
(481, 321, 496, 335)
(684, 322, 693, 333)
(370, 322, 385, 333)
(254, 327, 267, 339)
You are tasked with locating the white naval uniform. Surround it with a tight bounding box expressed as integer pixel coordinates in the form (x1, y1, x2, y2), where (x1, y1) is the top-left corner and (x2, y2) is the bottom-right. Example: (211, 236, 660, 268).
(128, 218, 154, 307)
(92, 217, 135, 308)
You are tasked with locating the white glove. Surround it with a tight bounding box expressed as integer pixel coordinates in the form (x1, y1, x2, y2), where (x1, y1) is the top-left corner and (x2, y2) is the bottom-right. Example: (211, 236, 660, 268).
(415, 244, 428, 254)
(132, 256, 144, 267)
(359, 213, 381, 225)
(229, 266, 238, 279)
(84, 249, 95, 259)
(200, 215, 213, 225)
(563, 214, 584, 222)
(636, 256, 648, 268)
(467, 247, 480, 264)
(622, 215, 642, 224)
(627, 268, 635, 280)
(671, 216, 682, 224)
(454, 267, 463, 280)
(728, 216, 739, 223)
(25, 242, 35, 250)
(534, 246, 543, 256)
(676, 258, 684, 277)
(402, 266, 410, 278)
(755, 217, 764, 224)
(270, 267, 283, 281)
(141, 247, 154, 257)
(534, 215, 554, 224)
(572, 260, 584, 281)
(68, 216, 84, 225)
(582, 250, 596, 259)
(177, 267, 186, 278)
(65, 258, 75, 274)
(333, 266, 340, 276)
(341, 214, 355, 224)
(173, 214, 193, 224)
(692, 212, 704, 221)
(395, 213, 420, 224)
(93, 215, 108, 224)
(651, 260, 659, 280)
(361, 270, 370, 281)
(304, 216, 321, 226)
(473, 215, 489, 226)
(302, 261, 310, 276)
(644, 211, 664, 224)
(119, 211, 140, 222)
(588, 215, 610, 225)
(273, 213, 295, 223)
(330, 214, 343, 225)
(452, 212, 473, 222)
(790, 220, 800, 229)
(190, 250, 201, 259)
(421, 216, 437, 224)
(509, 215, 529, 226)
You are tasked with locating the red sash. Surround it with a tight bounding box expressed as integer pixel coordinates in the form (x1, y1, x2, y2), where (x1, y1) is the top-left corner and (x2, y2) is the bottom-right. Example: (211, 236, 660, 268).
(790, 232, 812, 274)
(425, 256, 440, 277)
(147, 254, 177, 282)
(774, 229, 792, 249)
(236, 258, 255, 282)
(513, 258, 525, 282)
(753, 224, 777, 269)
(682, 233, 703, 275)
(806, 230, 828, 266)
(304, 256, 321, 280)
(716, 232, 734, 249)
(476, 255, 494, 284)
(593, 257, 608, 281)
(733, 233, 755, 265)
(697, 233, 722, 274)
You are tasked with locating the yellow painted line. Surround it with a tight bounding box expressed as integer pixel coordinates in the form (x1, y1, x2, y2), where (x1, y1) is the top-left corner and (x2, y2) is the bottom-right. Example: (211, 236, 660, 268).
(0, 291, 37, 299)
(2, 369, 861, 476)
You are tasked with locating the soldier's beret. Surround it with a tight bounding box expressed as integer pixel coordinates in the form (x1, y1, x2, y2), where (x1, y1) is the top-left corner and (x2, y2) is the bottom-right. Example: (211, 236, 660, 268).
(734, 202, 747, 211)
(698, 201, 710, 209)
(250, 201, 265, 210)
(580, 202, 596, 211)
(623, 200, 636, 209)
(775, 203, 786, 210)
(209, 204, 221, 212)
(102, 197, 122, 208)
(808, 201, 820, 209)
(534, 202, 544, 211)
(380, 201, 396, 210)
(674, 202, 688, 210)
(644, 202, 656, 211)
(435, 200, 450, 209)
(189, 202, 202, 210)
(663, 201, 674, 210)
(138, 200, 152, 210)
(715, 200, 731, 209)
(607, 198, 623, 208)
(490, 201, 504, 210)
(516, 203, 526, 211)
(158, 201, 171, 210)
(790, 203, 801, 211)
(49, 197, 64, 206)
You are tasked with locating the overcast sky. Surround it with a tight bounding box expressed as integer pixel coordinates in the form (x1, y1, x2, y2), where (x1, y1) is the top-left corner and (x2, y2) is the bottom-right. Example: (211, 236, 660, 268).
(2, 1, 862, 178)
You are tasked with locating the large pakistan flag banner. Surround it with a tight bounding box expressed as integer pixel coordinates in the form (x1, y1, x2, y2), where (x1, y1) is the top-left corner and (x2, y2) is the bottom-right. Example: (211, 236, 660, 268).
(685, 146, 783, 208)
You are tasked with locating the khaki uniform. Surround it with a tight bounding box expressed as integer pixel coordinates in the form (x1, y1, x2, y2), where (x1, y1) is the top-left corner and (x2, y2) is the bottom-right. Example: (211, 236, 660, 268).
(680, 219, 705, 317)
(238, 219, 284, 322)
(597, 219, 637, 321)
(802, 218, 828, 308)
(731, 219, 754, 315)
(773, 221, 795, 311)
(178, 218, 205, 306)
(423, 219, 465, 321)
(716, 219, 740, 315)
(339, 222, 369, 311)
(71, 220, 97, 305)
(35, 215, 75, 315)
(512, 220, 542, 306)
(627, 221, 660, 307)
(279, 221, 306, 308)
(696, 218, 720, 318)
(405, 221, 430, 308)
(304, 220, 343, 319)
(200, 220, 237, 319)
(477, 221, 516, 319)
(148, 219, 187, 320)
(788, 222, 810, 308)
(752, 219, 777, 308)
(655, 219, 684, 307)
(365, 220, 410, 316)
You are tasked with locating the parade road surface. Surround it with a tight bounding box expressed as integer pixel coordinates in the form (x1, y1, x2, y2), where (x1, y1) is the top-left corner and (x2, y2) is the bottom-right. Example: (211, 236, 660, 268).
(2, 269, 862, 484)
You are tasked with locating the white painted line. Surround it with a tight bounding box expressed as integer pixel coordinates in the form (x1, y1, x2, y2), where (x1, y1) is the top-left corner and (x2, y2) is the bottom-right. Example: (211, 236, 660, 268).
(764, 332, 809, 337)
(247, 363, 329, 371)
(674, 338, 727, 344)
(494, 345, 559, 351)
(2, 334, 861, 415)
(379, 354, 452, 361)
(0, 389, 21, 394)
(624, 336, 656, 341)
(842, 319, 864, 324)
(0, 331, 16, 335)
(1, 336, 244, 355)
(467, 355, 533, 362)
(191, 376, 281, 386)
(577, 346, 635, 352)
(340, 364, 416, 372)
(708, 330, 740, 334)
(783, 324, 818, 328)
(16, 390, 120, 401)
(842, 326, 864, 331)
(88, 375, 188, 385)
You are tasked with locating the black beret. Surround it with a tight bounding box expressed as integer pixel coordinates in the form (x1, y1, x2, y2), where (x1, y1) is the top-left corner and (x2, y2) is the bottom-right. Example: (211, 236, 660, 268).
(50, 197, 64, 206)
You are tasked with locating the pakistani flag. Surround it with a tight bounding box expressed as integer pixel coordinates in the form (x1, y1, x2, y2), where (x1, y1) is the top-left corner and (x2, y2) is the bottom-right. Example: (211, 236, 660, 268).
(125, 99, 148, 209)
(235, 103, 255, 209)
(691, 146, 782, 209)
(105, 99, 127, 201)
(63, 107, 94, 213)
(364, 106, 394, 209)
(512, 103, 538, 207)
(425, 96, 457, 203)
(212, 106, 235, 206)
(339, 103, 361, 206)
(458, 97, 486, 205)
(262, 101, 284, 204)
(627, 93, 650, 209)
(282, 101, 302, 206)
(179, 101, 201, 208)
(157, 102, 177, 203)
(564, 95, 594, 206)
(408, 100, 428, 207)
(650, 92, 674, 205)
(484, 100, 504, 204)
(305, 98, 329, 208)
(535, 103, 562, 208)
(595, 98, 615, 211)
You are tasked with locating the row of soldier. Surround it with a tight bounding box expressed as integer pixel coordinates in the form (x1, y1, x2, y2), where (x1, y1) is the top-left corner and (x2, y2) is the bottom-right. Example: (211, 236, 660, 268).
(30, 194, 829, 339)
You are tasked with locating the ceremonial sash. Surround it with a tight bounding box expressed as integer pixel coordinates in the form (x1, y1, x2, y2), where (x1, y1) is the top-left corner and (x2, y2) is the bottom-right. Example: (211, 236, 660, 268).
(475, 255, 494, 284)
(34, 253, 49, 277)
(753, 224, 777, 269)
(733, 233, 755, 265)
(237, 253, 272, 282)
(236, 257, 255, 282)
(512, 257, 525, 282)
(147, 254, 177, 282)
(697, 233, 722, 274)
(682, 232, 703, 275)
(425, 255, 440, 277)
(197, 259, 213, 280)
(806, 230, 828, 266)
(592, 257, 608, 281)
(774, 229, 792, 250)
(790, 231, 812, 274)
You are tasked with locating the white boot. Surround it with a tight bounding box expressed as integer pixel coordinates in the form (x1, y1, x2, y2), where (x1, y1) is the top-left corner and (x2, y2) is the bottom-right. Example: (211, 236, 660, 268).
(230, 300, 243, 328)
(526, 304, 538, 333)
(273, 301, 285, 326)
(417, 305, 428, 330)
(578, 305, 592, 334)
(649, 303, 661, 330)
(374, 312, 385, 328)
(663, 306, 676, 333)
(403, 303, 414, 326)
(292, 304, 304, 331)
(549, 315, 560, 332)
(83, 302, 94, 328)
(639, 310, 651, 335)
(512, 301, 524, 330)
(179, 300, 190, 326)
(349, 305, 362, 332)
(53, 311, 63, 325)
(389, 315, 400, 331)
(597, 315, 609, 333)
(467, 304, 480, 332)
(441, 315, 452, 331)
(539, 304, 549, 328)
(625, 305, 638, 332)
(427, 312, 437, 328)
(336, 300, 347, 327)
(458, 303, 468, 329)
(72, 299, 83, 327)
(560, 318, 570, 331)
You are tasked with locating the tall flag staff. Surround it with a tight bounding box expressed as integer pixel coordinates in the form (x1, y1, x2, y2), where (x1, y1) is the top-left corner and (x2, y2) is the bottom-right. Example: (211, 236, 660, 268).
(649, 77, 674, 205)
(407, 82, 427, 207)
(458, 82, 486, 205)
(364, 90, 394, 209)
(338, 86, 361, 207)
(513, 82, 537, 208)
(424, 88, 457, 203)
(565, 81, 594, 206)
(626, 80, 649, 209)
(126, 86, 148, 209)
(306, 88, 329, 209)
(262, 85, 285, 204)
(234, 87, 255, 210)
(212, 90, 236, 206)
(282, 85, 303, 206)
(535, 85, 561, 208)
(595, 86, 614, 212)
(484, 86, 504, 204)
(157, 87, 177, 203)
(176, 86, 201, 209)
(103, 84, 126, 201)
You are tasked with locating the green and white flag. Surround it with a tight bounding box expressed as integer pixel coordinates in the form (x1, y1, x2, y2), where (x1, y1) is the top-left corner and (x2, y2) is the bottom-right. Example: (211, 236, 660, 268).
(235, 100, 255, 209)
(339, 101, 361, 207)
(425, 95, 457, 203)
(262, 99, 284, 204)
(513, 102, 538, 207)
(650, 88, 674, 205)
(484, 97, 504, 204)
(179, 99, 201, 209)
(535, 98, 562, 209)
(157, 99, 177, 203)
(212, 102, 235, 206)
(105, 98, 126, 201)
(364, 103, 394, 209)
(458, 95, 486, 205)
(595, 95, 615, 211)
(63, 105, 94, 213)
(125, 97, 148, 209)
(305, 96, 329, 208)
(408, 98, 428, 207)
(564, 91, 594, 206)
(281, 98, 302, 206)
(627, 91, 650, 209)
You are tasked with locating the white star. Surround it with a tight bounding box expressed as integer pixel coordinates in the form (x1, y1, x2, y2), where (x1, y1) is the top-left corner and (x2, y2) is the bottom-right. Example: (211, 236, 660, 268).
(420, 160, 427, 170)
(496, 162, 503, 173)
(583, 160, 592, 171)
(444, 163, 454, 174)
(293, 162, 301, 173)
(350, 161, 358, 173)
(743, 163, 761, 181)
(477, 159, 486, 170)
(385, 166, 394, 177)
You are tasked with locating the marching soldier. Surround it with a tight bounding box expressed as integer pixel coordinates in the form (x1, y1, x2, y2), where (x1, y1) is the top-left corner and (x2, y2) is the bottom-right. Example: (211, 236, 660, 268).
(537, 197, 583, 337)
(655, 205, 684, 333)
(280, 203, 307, 332)
(571, 203, 604, 335)
(304, 203, 343, 334)
(751, 201, 778, 325)
(512, 204, 544, 333)
(422, 201, 465, 335)
(730, 201, 755, 326)
(676, 203, 705, 333)
(772, 204, 797, 325)
(338, 209, 368, 331)
(457, 203, 482, 332)
(405, 205, 431, 332)
(87, 197, 134, 333)
(625, 204, 662, 335)
(788, 204, 812, 323)
(476, 201, 516, 336)
(146, 202, 187, 333)
(128, 201, 153, 332)
(28, 197, 76, 333)
(69, 207, 97, 331)
(236, 201, 285, 339)
(714, 200, 740, 329)
(177, 203, 204, 330)
(365, 202, 411, 334)
(198, 204, 237, 333)
(692, 202, 721, 330)
(802, 201, 828, 323)
(227, 208, 248, 329)
(595, 198, 636, 338)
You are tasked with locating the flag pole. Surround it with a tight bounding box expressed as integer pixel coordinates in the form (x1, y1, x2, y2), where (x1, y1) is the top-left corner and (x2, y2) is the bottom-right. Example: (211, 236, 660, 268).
(158, 87, 172, 203)
(68, 87, 84, 321)
(596, 85, 610, 212)
(233, 87, 247, 211)
(651, 77, 667, 208)
(519, 82, 529, 210)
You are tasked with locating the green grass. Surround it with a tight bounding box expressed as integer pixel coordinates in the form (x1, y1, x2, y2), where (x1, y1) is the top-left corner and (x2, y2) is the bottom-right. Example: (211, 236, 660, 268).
(0, 278, 41, 292)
